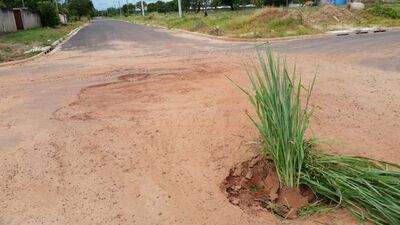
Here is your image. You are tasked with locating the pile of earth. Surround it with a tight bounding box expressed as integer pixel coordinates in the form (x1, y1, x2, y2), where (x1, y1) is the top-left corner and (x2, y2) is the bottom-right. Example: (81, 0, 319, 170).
(221, 155, 315, 218)
(303, 5, 357, 28)
(252, 5, 359, 30)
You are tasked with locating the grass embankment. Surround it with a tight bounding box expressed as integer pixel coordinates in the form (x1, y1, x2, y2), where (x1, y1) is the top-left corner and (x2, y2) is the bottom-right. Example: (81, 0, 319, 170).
(0, 22, 82, 63)
(114, 5, 400, 39)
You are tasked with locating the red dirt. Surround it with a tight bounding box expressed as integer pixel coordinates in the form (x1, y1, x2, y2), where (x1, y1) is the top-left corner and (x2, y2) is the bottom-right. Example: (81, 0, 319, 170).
(222, 155, 315, 219)
(0, 27, 399, 225)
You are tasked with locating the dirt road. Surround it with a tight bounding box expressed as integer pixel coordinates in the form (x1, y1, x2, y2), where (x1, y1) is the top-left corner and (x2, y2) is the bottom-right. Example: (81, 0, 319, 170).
(0, 20, 399, 225)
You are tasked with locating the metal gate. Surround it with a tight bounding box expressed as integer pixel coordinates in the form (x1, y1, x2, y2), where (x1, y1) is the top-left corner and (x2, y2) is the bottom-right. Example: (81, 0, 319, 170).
(13, 9, 24, 30)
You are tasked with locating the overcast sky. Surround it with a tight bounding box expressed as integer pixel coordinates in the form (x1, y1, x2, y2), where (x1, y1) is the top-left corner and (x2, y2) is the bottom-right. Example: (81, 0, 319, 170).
(93, 0, 156, 10)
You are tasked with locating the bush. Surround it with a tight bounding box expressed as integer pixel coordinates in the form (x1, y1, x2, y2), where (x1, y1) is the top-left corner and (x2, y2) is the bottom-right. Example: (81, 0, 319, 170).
(368, 4, 400, 19)
(39, 2, 60, 27)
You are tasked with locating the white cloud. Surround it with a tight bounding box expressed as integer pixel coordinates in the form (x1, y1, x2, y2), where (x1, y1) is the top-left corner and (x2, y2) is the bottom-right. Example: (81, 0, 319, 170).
(93, 0, 159, 10)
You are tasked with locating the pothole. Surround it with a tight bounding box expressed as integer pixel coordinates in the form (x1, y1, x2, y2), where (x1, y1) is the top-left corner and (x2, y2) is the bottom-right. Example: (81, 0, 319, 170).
(221, 155, 315, 219)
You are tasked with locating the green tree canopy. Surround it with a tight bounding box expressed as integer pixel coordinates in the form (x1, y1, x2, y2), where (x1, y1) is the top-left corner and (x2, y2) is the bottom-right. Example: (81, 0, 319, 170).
(69, 0, 95, 19)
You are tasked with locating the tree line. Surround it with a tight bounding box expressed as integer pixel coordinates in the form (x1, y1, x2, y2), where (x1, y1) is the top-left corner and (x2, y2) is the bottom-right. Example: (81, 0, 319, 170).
(0, 0, 95, 27)
(99, 0, 294, 17)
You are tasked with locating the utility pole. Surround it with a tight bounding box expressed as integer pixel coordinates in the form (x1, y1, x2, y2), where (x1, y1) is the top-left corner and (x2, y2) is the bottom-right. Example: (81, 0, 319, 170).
(141, 0, 144, 16)
(126, 0, 129, 15)
(22, 0, 25, 7)
(118, 0, 122, 16)
(177, 0, 182, 17)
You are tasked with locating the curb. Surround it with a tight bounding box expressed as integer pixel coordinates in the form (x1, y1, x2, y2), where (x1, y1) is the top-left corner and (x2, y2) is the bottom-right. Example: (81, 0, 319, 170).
(327, 27, 391, 36)
(0, 23, 88, 67)
(49, 22, 88, 54)
(171, 27, 330, 43)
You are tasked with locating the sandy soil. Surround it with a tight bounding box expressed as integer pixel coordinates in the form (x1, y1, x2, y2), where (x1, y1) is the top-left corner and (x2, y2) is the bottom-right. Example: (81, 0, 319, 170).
(0, 22, 399, 225)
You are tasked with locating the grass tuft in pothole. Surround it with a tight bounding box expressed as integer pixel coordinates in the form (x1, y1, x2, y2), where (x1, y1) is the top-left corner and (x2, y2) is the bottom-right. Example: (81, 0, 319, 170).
(228, 47, 400, 224)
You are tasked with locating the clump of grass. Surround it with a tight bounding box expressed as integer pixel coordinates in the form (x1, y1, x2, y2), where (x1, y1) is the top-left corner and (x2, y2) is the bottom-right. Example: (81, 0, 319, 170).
(236, 47, 315, 188)
(236, 47, 400, 224)
(301, 151, 400, 225)
(368, 4, 400, 19)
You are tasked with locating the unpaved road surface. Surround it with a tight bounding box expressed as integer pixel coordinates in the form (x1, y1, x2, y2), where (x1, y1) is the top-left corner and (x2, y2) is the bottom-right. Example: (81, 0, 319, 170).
(1, 20, 399, 225)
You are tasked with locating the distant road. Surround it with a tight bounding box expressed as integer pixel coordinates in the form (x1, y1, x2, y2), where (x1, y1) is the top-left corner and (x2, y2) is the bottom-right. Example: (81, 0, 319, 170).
(61, 19, 400, 72)
(64, 20, 400, 53)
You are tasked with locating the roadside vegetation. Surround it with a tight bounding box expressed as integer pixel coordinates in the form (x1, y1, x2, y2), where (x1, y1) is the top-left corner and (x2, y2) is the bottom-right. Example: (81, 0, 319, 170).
(233, 48, 400, 224)
(113, 4, 400, 38)
(1, 0, 95, 27)
(0, 0, 95, 63)
(0, 22, 82, 63)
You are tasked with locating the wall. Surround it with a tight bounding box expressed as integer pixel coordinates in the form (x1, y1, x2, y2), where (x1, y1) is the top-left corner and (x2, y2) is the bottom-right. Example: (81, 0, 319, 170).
(20, 9, 41, 30)
(59, 14, 67, 25)
(0, 9, 17, 34)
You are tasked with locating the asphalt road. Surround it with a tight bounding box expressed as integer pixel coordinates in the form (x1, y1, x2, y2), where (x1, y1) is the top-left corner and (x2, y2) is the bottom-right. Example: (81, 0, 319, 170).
(62, 20, 194, 51)
(64, 20, 400, 52)
(61, 19, 400, 71)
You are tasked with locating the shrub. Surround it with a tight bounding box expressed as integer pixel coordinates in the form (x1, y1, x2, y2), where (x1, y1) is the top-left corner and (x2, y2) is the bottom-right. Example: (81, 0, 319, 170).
(368, 4, 400, 19)
(38, 2, 60, 27)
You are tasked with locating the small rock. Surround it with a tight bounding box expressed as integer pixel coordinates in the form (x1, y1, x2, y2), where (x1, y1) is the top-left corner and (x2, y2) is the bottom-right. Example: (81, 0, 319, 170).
(245, 171, 253, 180)
(231, 185, 242, 192)
(248, 156, 259, 168)
(232, 164, 243, 176)
(230, 197, 240, 205)
(239, 177, 247, 186)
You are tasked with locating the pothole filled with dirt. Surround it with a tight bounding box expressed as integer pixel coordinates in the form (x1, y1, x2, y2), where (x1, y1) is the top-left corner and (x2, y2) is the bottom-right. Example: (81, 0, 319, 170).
(221, 155, 315, 219)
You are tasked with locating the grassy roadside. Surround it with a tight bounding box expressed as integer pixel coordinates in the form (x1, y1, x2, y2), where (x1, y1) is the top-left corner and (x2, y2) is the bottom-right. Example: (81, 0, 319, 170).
(0, 22, 83, 63)
(113, 5, 400, 39)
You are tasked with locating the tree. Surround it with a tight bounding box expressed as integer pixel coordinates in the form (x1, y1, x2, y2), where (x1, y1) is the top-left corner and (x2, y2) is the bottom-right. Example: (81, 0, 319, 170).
(221, 0, 235, 10)
(1, 0, 61, 26)
(251, 0, 263, 7)
(135, 1, 147, 10)
(166, 0, 178, 12)
(2, 0, 39, 9)
(38, 2, 60, 27)
(122, 3, 135, 15)
(106, 7, 119, 16)
(69, 0, 95, 20)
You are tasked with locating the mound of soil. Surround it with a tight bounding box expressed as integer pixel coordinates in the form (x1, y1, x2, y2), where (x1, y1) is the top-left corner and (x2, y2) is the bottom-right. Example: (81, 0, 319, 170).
(252, 6, 358, 30)
(304, 5, 357, 28)
(221, 155, 315, 218)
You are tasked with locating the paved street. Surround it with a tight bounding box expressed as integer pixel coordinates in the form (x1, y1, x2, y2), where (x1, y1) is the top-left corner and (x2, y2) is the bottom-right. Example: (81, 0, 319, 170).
(0, 20, 399, 225)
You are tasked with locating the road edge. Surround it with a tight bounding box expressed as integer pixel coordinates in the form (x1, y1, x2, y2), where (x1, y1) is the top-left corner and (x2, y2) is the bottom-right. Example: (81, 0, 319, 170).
(0, 23, 88, 68)
(110, 18, 400, 43)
